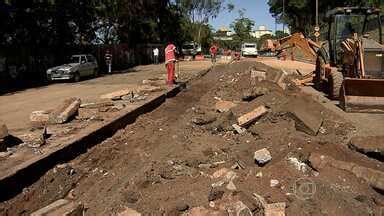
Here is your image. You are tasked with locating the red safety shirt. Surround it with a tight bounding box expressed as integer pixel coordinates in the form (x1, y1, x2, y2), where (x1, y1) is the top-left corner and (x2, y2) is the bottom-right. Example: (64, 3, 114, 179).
(165, 44, 176, 64)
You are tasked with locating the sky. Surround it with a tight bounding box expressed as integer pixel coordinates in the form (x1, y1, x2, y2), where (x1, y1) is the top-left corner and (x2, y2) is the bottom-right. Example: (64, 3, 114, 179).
(209, 0, 284, 32)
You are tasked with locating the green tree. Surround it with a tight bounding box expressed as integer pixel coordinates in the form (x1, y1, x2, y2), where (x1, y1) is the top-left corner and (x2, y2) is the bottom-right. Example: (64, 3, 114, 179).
(230, 11, 255, 48)
(268, 0, 383, 36)
(274, 30, 289, 39)
(175, 0, 225, 45)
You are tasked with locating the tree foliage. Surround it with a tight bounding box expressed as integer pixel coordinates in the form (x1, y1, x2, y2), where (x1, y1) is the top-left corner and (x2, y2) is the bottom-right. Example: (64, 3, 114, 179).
(175, 0, 226, 44)
(0, 0, 184, 48)
(230, 11, 255, 48)
(268, 0, 383, 36)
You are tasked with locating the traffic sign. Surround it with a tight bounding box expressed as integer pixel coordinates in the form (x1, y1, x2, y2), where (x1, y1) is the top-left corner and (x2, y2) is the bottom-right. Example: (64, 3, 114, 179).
(314, 26, 320, 32)
(314, 31, 320, 37)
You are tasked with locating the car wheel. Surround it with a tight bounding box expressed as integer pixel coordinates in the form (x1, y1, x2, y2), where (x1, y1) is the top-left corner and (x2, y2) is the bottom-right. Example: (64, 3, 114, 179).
(73, 72, 80, 82)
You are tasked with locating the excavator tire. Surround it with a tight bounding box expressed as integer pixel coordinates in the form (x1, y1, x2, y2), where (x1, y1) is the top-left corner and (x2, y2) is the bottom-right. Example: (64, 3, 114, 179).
(314, 56, 325, 90)
(328, 69, 343, 99)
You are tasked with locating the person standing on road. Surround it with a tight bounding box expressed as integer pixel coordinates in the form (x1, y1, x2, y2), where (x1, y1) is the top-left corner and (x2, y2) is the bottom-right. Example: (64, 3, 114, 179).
(105, 50, 112, 73)
(153, 47, 159, 64)
(209, 44, 218, 64)
(165, 43, 177, 86)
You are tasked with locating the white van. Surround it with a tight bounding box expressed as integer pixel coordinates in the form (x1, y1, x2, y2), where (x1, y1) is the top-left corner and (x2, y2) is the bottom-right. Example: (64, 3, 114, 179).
(241, 43, 258, 57)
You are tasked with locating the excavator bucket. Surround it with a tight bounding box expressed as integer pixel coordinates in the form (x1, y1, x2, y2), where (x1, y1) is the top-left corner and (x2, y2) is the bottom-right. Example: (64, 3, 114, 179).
(340, 78, 384, 113)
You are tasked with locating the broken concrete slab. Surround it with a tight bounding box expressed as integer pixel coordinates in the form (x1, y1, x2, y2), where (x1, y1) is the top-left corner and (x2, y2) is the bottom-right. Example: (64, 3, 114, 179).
(252, 193, 286, 216)
(232, 124, 246, 134)
(238, 106, 268, 127)
(309, 153, 384, 191)
(0, 122, 8, 140)
(212, 168, 237, 182)
(100, 85, 162, 100)
(0, 123, 9, 152)
(101, 88, 134, 100)
(254, 148, 272, 166)
(80, 100, 114, 109)
(250, 68, 267, 82)
(270, 179, 280, 187)
(30, 111, 50, 127)
(215, 100, 237, 113)
(77, 108, 99, 120)
(51, 98, 81, 124)
(21, 127, 47, 148)
(226, 181, 237, 191)
(276, 72, 287, 90)
(142, 79, 165, 86)
(188, 207, 226, 216)
(118, 207, 141, 216)
(31, 199, 84, 216)
(264, 202, 286, 216)
(349, 136, 384, 160)
(287, 102, 323, 136)
(226, 201, 252, 216)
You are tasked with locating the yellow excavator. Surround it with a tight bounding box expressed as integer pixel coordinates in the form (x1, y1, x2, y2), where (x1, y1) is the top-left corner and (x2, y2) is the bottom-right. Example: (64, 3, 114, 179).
(315, 7, 384, 113)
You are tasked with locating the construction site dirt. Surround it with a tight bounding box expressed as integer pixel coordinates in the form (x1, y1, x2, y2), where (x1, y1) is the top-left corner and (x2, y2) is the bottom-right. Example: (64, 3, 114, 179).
(1, 60, 384, 215)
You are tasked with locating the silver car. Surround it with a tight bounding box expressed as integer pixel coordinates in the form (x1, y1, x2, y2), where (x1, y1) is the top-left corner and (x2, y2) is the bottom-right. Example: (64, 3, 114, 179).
(47, 54, 99, 82)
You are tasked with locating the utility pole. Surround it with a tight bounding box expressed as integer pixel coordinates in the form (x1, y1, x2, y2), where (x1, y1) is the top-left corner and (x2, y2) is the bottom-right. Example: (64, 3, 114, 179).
(275, 17, 277, 35)
(315, 0, 320, 42)
(282, 0, 285, 34)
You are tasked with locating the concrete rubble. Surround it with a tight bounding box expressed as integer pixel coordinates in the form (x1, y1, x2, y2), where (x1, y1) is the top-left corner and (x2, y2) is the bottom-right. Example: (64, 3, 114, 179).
(0, 121, 9, 140)
(287, 100, 323, 136)
(232, 124, 246, 134)
(250, 67, 266, 82)
(142, 79, 165, 86)
(21, 127, 47, 148)
(215, 100, 237, 113)
(50, 98, 81, 124)
(118, 207, 142, 216)
(309, 153, 384, 191)
(77, 108, 99, 120)
(254, 148, 272, 166)
(238, 105, 268, 127)
(30, 111, 50, 127)
(349, 136, 384, 160)
(80, 100, 114, 109)
(2, 61, 383, 215)
(0, 121, 9, 151)
(253, 193, 286, 216)
(100, 85, 161, 100)
(186, 206, 226, 216)
(31, 199, 84, 216)
(226, 201, 252, 216)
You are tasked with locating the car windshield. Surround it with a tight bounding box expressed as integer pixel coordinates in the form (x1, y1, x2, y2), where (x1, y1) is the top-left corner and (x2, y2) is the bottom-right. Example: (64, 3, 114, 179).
(183, 45, 194, 49)
(245, 44, 256, 48)
(335, 14, 365, 40)
(70, 56, 81, 63)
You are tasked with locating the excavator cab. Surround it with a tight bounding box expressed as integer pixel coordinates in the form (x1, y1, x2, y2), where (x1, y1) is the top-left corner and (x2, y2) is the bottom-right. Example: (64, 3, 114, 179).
(316, 7, 384, 112)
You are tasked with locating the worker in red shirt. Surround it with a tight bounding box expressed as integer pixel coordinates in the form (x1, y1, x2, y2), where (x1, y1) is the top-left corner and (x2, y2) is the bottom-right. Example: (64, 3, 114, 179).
(165, 43, 177, 86)
(209, 44, 218, 64)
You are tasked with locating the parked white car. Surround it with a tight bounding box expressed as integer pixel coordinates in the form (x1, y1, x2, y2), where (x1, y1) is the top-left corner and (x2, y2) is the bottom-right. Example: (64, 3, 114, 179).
(47, 54, 98, 82)
(241, 43, 258, 57)
(182, 42, 202, 56)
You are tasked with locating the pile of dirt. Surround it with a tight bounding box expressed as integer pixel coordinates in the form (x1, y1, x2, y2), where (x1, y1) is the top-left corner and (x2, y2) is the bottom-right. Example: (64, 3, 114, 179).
(1, 61, 383, 216)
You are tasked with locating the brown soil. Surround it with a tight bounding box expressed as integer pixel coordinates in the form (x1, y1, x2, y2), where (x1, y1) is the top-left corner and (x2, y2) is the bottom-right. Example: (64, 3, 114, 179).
(1, 61, 383, 215)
